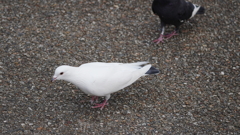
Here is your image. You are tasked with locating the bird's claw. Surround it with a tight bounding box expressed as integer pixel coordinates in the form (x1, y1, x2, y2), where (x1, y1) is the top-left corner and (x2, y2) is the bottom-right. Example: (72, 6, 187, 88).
(153, 35, 164, 43)
(164, 31, 178, 39)
(92, 100, 108, 110)
(90, 96, 99, 104)
(153, 38, 164, 43)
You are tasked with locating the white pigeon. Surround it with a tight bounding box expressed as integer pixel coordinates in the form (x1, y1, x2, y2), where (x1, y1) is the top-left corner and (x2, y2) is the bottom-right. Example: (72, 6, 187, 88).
(52, 61, 159, 109)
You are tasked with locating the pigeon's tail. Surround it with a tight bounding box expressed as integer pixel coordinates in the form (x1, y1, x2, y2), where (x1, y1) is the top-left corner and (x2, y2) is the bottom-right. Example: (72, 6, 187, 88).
(197, 6, 205, 14)
(145, 66, 159, 75)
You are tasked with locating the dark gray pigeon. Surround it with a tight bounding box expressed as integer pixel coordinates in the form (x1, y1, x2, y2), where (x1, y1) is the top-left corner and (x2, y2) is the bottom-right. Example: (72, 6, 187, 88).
(152, 0, 205, 43)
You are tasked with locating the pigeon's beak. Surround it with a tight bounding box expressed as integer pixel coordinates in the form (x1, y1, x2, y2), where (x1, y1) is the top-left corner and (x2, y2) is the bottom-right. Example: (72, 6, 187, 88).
(51, 77, 57, 82)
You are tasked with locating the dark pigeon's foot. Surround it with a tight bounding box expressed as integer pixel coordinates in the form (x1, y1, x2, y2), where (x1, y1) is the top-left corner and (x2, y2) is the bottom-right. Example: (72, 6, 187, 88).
(153, 34, 164, 44)
(164, 31, 178, 39)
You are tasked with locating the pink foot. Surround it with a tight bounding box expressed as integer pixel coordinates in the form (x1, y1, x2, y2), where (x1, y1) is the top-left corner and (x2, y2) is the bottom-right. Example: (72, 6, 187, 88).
(92, 100, 108, 110)
(90, 96, 99, 104)
(153, 34, 164, 43)
(164, 31, 178, 39)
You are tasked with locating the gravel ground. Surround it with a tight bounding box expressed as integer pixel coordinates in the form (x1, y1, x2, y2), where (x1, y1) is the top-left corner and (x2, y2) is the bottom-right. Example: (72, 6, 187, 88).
(1, 0, 239, 134)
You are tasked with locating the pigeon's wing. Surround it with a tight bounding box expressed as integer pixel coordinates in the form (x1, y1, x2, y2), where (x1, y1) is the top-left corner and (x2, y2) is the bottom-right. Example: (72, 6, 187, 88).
(177, 0, 193, 21)
(78, 62, 151, 96)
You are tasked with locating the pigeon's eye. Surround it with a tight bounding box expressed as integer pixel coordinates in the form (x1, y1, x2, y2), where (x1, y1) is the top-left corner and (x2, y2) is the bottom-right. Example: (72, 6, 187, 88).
(60, 72, 64, 75)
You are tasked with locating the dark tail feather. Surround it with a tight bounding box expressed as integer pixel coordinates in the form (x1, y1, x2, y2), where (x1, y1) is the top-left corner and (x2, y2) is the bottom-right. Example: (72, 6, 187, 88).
(197, 6, 205, 14)
(145, 66, 159, 75)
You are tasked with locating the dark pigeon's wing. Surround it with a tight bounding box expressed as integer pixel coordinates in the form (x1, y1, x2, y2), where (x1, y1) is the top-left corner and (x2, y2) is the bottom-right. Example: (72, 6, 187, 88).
(177, 0, 194, 21)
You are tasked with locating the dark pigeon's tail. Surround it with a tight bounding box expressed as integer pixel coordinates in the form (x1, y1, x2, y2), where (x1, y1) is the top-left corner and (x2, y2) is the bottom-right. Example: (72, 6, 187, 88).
(197, 6, 205, 14)
(145, 66, 160, 75)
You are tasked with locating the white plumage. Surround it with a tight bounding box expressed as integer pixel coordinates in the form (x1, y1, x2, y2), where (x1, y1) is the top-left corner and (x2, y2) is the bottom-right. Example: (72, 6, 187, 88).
(52, 61, 159, 109)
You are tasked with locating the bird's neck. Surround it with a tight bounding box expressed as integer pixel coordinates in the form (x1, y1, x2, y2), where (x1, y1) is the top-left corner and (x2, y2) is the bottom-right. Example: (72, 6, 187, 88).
(63, 67, 85, 86)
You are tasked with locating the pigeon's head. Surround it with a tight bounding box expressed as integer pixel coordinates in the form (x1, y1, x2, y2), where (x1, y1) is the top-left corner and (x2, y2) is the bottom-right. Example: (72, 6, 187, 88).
(52, 65, 71, 82)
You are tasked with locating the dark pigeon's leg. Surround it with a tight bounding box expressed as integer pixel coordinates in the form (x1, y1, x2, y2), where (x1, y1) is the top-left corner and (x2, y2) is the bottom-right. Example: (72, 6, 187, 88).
(153, 20, 165, 43)
(164, 25, 179, 39)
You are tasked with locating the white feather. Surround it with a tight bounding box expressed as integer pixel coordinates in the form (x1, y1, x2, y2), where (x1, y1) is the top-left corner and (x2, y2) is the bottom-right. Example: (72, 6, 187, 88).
(190, 4, 200, 19)
(53, 62, 152, 98)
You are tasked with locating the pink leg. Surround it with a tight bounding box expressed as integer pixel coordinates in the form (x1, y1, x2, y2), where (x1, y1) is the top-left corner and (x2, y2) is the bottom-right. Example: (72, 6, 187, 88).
(164, 31, 178, 39)
(92, 100, 108, 110)
(90, 96, 98, 104)
(153, 34, 164, 43)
